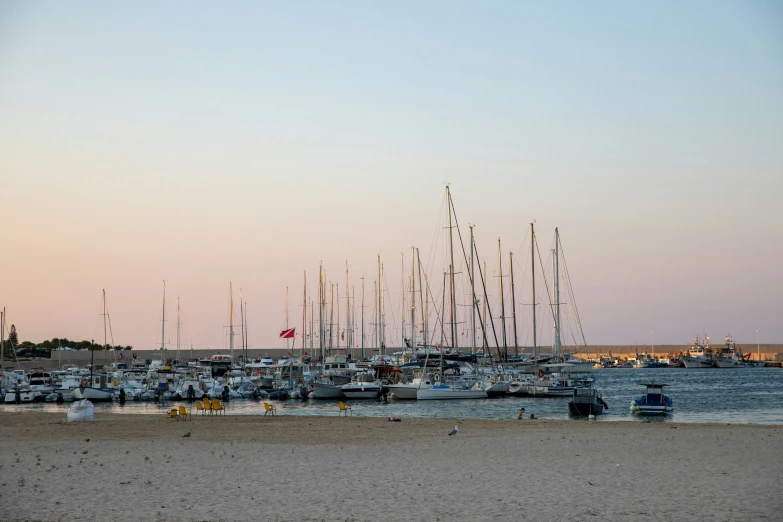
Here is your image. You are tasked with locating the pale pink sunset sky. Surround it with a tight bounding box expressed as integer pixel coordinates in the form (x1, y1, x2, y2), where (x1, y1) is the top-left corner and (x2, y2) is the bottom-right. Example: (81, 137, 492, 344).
(1, 2, 781, 352)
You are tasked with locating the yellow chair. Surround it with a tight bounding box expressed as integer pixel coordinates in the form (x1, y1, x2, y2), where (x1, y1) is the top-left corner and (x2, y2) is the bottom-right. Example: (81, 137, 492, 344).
(167, 408, 179, 420)
(211, 398, 225, 415)
(178, 405, 191, 421)
(264, 402, 276, 416)
(338, 401, 352, 417)
(195, 401, 205, 415)
(202, 397, 213, 415)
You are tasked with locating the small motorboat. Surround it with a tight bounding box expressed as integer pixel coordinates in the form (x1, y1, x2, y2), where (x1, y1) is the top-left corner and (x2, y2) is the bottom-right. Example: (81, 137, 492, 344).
(630, 381, 673, 416)
(568, 387, 608, 416)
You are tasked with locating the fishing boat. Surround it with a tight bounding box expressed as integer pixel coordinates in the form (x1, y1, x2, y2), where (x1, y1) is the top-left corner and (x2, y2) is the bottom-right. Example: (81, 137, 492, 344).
(713, 334, 741, 368)
(680, 336, 714, 368)
(630, 381, 673, 416)
(568, 387, 608, 416)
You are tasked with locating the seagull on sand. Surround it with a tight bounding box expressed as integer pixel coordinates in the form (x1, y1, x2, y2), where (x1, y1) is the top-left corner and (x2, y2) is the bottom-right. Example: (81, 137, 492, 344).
(448, 425, 458, 436)
(183, 431, 191, 438)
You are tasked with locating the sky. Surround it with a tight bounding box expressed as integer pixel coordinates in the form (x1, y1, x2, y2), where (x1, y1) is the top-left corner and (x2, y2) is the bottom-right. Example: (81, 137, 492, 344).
(1, 1, 781, 352)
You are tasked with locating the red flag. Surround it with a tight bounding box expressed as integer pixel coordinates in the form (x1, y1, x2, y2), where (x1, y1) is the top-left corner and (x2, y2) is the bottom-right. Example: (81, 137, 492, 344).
(279, 328, 295, 339)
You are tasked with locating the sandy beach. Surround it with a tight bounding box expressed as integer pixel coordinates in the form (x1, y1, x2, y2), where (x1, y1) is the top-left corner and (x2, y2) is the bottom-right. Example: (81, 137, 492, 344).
(0, 411, 781, 522)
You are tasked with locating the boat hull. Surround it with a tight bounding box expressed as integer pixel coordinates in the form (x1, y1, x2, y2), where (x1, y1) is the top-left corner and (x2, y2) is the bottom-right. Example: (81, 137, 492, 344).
(340, 385, 382, 400)
(386, 384, 424, 400)
(310, 382, 345, 400)
(70, 387, 114, 402)
(568, 401, 605, 416)
(680, 356, 713, 368)
(417, 386, 487, 400)
(713, 357, 740, 368)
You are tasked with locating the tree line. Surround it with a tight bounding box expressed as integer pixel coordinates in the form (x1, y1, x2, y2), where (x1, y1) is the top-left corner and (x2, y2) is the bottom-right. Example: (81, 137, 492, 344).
(2, 326, 133, 359)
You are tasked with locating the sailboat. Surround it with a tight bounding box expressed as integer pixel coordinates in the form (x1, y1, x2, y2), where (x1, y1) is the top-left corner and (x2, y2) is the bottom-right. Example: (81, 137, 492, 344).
(71, 290, 115, 402)
(417, 187, 487, 400)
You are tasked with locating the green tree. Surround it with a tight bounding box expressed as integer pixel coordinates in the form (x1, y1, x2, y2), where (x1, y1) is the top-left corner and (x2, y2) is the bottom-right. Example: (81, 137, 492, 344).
(4, 324, 19, 356)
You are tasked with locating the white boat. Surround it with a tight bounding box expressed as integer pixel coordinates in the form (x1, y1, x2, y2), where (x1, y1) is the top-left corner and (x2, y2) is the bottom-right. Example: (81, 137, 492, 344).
(416, 383, 487, 400)
(713, 334, 741, 368)
(310, 380, 345, 400)
(340, 372, 382, 400)
(680, 335, 714, 368)
(70, 374, 115, 402)
(173, 379, 205, 400)
(3, 386, 42, 403)
(67, 400, 94, 422)
(386, 375, 434, 400)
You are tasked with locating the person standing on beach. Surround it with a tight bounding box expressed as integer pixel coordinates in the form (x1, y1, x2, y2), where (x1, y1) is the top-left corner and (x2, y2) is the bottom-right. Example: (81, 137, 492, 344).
(517, 407, 526, 420)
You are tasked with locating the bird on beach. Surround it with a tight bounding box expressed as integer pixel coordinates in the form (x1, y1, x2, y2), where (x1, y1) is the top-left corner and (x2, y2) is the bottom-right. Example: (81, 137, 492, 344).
(183, 431, 191, 438)
(448, 425, 458, 436)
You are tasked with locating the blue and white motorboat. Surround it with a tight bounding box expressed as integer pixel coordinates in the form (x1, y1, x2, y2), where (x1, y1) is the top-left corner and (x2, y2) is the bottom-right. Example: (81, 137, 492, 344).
(630, 381, 673, 416)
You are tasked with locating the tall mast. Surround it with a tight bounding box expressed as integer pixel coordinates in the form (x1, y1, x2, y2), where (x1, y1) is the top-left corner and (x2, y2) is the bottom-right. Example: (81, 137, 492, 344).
(177, 296, 181, 363)
(244, 304, 248, 361)
(329, 283, 334, 353)
(424, 274, 429, 350)
(336, 283, 340, 351)
(345, 262, 350, 353)
(372, 280, 377, 352)
(285, 285, 290, 355)
(1, 308, 4, 371)
(361, 277, 365, 359)
(446, 186, 457, 349)
(309, 298, 314, 354)
(498, 238, 507, 361)
(319, 262, 324, 362)
(229, 282, 235, 360)
(416, 248, 424, 351)
(161, 280, 166, 358)
(401, 252, 405, 350)
(469, 226, 476, 356)
(303, 271, 307, 353)
(482, 262, 487, 352)
(351, 286, 356, 357)
(410, 247, 415, 352)
(510, 251, 518, 358)
(103, 289, 108, 355)
(381, 263, 386, 354)
(554, 228, 561, 357)
(377, 255, 381, 353)
(239, 291, 244, 361)
(531, 223, 537, 362)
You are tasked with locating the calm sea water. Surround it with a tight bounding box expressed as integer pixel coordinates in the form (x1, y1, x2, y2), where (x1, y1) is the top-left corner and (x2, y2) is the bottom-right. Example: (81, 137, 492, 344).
(4, 368, 783, 424)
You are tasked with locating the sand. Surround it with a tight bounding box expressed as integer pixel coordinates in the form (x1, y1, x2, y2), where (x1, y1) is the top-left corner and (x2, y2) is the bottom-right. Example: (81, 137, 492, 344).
(0, 411, 781, 522)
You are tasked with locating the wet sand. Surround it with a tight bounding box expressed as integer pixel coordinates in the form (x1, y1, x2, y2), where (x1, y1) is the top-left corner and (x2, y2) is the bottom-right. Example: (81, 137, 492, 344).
(0, 411, 781, 521)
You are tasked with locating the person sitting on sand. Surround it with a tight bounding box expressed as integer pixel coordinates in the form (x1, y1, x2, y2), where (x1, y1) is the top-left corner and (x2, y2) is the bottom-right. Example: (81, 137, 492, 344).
(529, 413, 536, 419)
(517, 407, 526, 420)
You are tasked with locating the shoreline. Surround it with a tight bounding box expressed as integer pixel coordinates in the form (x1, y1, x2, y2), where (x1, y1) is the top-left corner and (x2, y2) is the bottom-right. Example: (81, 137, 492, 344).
(1, 412, 781, 521)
